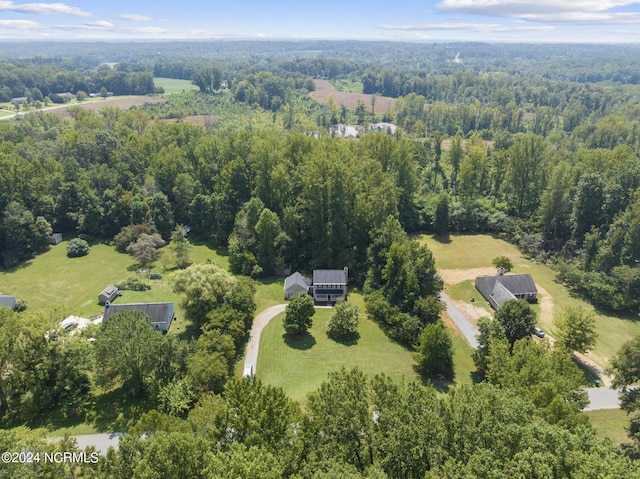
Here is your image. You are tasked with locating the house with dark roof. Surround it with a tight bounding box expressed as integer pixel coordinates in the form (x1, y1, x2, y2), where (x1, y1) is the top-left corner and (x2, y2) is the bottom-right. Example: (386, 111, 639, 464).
(475, 272, 538, 310)
(103, 302, 175, 333)
(0, 294, 17, 310)
(284, 272, 311, 299)
(311, 267, 348, 304)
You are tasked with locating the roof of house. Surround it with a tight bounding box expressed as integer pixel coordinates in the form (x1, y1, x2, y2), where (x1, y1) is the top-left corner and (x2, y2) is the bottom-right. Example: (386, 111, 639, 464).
(100, 285, 118, 296)
(103, 302, 174, 326)
(475, 273, 538, 308)
(0, 295, 17, 309)
(284, 272, 311, 290)
(313, 269, 347, 285)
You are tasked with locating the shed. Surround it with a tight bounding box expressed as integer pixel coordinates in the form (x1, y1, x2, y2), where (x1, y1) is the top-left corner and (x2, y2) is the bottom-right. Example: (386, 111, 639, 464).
(0, 294, 17, 310)
(49, 233, 63, 245)
(284, 272, 311, 300)
(102, 302, 175, 333)
(98, 285, 119, 305)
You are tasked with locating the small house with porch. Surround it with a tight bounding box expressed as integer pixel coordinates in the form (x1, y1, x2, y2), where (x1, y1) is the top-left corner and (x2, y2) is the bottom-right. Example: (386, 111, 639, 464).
(311, 267, 348, 305)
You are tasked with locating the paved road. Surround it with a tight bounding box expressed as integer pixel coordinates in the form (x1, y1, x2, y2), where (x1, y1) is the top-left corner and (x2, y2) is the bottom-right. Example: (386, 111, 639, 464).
(243, 304, 287, 376)
(440, 292, 479, 348)
(585, 388, 620, 411)
(50, 433, 123, 455)
(439, 292, 621, 410)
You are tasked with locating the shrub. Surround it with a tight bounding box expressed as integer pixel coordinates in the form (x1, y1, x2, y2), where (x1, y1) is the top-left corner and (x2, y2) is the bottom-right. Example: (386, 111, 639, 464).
(149, 272, 163, 280)
(117, 277, 151, 291)
(66, 238, 90, 258)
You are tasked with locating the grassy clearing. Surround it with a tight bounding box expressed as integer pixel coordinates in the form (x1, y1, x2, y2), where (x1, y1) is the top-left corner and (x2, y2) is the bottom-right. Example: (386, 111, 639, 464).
(332, 78, 364, 94)
(0, 109, 13, 117)
(586, 408, 631, 445)
(0, 238, 225, 326)
(154, 77, 199, 94)
(419, 233, 640, 369)
(256, 293, 420, 405)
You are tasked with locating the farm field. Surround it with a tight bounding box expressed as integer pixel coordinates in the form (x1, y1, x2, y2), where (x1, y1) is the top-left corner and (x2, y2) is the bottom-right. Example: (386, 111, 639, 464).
(310, 79, 395, 115)
(419, 233, 640, 370)
(154, 77, 199, 94)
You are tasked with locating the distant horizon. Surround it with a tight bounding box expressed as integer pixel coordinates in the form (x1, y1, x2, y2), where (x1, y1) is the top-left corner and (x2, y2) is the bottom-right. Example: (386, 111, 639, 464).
(1, 1, 640, 44)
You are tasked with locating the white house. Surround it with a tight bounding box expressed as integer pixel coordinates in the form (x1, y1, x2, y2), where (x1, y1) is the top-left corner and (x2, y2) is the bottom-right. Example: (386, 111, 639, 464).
(284, 272, 311, 300)
(311, 268, 348, 304)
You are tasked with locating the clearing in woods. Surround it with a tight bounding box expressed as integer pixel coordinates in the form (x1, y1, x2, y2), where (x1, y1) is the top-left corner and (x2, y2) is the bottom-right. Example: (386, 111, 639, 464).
(309, 79, 395, 115)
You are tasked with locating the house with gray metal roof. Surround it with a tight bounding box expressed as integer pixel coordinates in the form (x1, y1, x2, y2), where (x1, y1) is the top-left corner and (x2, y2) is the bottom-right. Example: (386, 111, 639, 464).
(311, 267, 348, 304)
(475, 272, 538, 310)
(284, 272, 311, 299)
(103, 302, 175, 333)
(0, 294, 17, 310)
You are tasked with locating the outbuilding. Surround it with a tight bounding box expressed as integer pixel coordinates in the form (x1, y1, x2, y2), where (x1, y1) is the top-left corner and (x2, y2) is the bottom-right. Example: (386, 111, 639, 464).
(98, 285, 119, 305)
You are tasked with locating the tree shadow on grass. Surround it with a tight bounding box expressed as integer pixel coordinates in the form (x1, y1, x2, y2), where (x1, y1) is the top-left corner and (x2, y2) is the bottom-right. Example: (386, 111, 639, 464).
(283, 332, 316, 350)
(327, 332, 360, 346)
(86, 388, 153, 433)
(431, 233, 452, 244)
(21, 387, 151, 434)
(415, 365, 455, 393)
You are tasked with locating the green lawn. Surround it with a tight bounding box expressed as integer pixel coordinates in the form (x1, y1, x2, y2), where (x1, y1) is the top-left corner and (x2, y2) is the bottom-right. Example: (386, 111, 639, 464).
(155, 77, 199, 94)
(0, 109, 13, 117)
(257, 303, 420, 405)
(419, 234, 640, 369)
(586, 408, 631, 445)
(0, 239, 226, 326)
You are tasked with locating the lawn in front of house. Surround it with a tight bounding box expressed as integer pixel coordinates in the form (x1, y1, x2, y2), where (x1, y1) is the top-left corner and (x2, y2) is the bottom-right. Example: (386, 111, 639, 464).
(256, 304, 419, 405)
(419, 233, 640, 369)
(255, 292, 477, 404)
(0, 239, 226, 328)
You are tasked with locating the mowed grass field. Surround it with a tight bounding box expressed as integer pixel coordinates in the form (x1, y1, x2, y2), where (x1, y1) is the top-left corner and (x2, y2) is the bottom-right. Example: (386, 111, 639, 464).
(418, 234, 640, 370)
(154, 77, 199, 94)
(0, 238, 229, 322)
(256, 297, 419, 405)
(255, 291, 477, 405)
(585, 409, 631, 445)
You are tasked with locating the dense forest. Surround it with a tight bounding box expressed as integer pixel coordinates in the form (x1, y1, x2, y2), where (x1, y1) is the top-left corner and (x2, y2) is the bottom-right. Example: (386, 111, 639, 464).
(3, 40, 640, 476)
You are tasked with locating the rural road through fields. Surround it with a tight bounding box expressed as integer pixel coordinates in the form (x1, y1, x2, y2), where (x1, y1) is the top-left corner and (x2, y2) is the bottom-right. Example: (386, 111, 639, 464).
(439, 292, 620, 410)
(243, 303, 287, 376)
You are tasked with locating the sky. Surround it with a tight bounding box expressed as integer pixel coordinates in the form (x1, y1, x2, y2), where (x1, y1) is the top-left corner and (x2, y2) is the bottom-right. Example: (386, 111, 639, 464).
(2, 0, 640, 43)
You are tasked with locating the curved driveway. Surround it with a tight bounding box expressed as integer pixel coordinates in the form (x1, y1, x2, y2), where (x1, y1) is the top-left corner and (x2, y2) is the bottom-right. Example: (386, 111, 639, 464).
(439, 292, 619, 410)
(244, 304, 287, 375)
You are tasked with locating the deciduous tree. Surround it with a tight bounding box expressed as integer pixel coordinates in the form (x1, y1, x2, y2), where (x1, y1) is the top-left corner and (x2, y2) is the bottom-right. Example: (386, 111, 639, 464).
(494, 299, 536, 347)
(554, 306, 598, 354)
(283, 293, 315, 336)
(415, 321, 454, 377)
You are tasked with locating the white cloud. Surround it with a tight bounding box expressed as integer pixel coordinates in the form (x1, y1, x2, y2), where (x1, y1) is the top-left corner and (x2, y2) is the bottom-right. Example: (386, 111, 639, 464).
(0, 1, 91, 17)
(119, 13, 152, 22)
(0, 18, 40, 29)
(86, 20, 113, 28)
(378, 22, 554, 33)
(437, 0, 640, 24)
